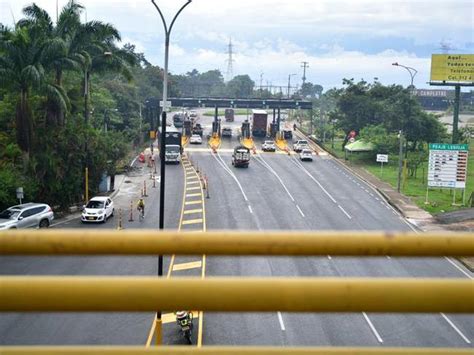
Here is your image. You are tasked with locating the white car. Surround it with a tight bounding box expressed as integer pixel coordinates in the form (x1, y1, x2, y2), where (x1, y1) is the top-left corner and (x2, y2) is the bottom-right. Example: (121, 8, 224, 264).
(293, 139, 309, 152)
(261, 140, 276, 152)
(190, 134, 202, 144)
(299, 149, 313, 161)
(81, 196, 114, 223)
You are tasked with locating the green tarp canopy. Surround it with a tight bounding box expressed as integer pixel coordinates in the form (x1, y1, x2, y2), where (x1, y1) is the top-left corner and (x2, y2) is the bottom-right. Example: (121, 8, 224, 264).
(344, 140, 375, 152)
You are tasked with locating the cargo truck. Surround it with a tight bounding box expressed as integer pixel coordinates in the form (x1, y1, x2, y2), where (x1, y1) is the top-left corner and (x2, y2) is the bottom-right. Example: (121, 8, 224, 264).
(252, 110, 268, 137)
(225, 108, 234, 122)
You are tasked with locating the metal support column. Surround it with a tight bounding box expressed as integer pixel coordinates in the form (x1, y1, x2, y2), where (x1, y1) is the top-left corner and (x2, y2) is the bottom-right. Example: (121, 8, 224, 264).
(452, 85, 461, 144)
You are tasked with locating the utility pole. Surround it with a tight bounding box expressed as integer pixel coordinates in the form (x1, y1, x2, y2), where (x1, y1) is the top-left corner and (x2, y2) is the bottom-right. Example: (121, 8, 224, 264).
(301, 61, 309, 87)
(259, 72, 264, 97)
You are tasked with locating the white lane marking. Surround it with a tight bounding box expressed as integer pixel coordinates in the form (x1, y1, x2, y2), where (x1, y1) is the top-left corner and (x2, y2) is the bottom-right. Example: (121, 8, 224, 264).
(248, 205, 253, 214)
(362, 312, 383, 343)
(212, 153, 249, 202)
(440, 313, 471, 344)
(375, 197, 380, 201)
(256, 155, 295, 202)
(386, 256, 391, 260)
(444, 257, 473, 279)
(277, 312, 286, 331)
(130, 155, 139, 167)
(327, 255, 332, 260)
(290, 158, 337, 204)
(338, 205, 352, 219)
(296, 204, 305, 217)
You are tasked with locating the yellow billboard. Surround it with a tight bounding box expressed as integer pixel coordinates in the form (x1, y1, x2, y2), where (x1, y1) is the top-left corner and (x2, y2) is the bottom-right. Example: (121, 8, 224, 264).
(430, 54, 474, 83)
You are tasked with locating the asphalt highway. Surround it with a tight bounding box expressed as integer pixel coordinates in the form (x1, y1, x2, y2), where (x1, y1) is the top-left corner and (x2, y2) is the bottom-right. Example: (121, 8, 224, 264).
(0, 110, 472, 348)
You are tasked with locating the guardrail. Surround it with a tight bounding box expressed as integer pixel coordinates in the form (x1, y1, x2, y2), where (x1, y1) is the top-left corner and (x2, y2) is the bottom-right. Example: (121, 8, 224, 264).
(1, 230, 473, 354)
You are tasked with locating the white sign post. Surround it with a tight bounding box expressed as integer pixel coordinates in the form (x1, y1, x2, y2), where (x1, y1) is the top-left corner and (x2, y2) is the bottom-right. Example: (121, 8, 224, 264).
(426, 143, 469, 205)
(376, 154, 389, 175)
(16, 187, 24, 205)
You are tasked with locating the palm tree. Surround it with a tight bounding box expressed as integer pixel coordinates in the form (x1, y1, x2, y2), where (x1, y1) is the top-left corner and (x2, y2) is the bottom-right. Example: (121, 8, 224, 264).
(0, 25, 44, 156)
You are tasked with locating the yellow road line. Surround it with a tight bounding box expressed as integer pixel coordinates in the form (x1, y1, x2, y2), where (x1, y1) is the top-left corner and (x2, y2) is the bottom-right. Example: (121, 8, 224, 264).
(172, 260, 202, 271)
(186, 186, 201, 191)
(145, 314, 157, 347)
(187, 176, 199, 180)
(183, 208, 203, 214)
(186, 180, 200, 185)
(186, 193, 201, 198)
(185, 200, 202, 205)
(182, 218, 203, 225)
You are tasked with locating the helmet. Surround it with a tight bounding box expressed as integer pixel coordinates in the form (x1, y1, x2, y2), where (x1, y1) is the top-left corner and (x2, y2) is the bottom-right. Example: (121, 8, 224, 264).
(176, 311, 188, 319)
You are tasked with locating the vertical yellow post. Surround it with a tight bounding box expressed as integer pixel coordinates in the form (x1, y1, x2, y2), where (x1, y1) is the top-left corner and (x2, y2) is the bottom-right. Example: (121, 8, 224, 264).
(85, 167, 89, 202)
(155, 317, 162, 345)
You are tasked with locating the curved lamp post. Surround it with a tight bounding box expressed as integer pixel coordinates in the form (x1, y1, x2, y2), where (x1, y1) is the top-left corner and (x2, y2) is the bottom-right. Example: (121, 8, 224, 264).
(392, 62, 418, 193)
(151, 0, 192, 345)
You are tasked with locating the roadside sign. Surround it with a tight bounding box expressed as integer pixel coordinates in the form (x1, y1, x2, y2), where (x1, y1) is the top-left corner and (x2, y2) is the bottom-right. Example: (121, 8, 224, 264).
(16, 187, 24, 204)
(427, 143, 469, 189)
(376, 154, 388, 163)
(159, 100, 172, 107)
(149, 130, 156, 139)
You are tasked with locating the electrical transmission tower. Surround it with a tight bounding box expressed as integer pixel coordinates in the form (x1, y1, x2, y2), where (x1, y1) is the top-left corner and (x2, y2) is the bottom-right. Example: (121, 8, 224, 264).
(226, 38, 235, 82)
(301, 61, 309, 86)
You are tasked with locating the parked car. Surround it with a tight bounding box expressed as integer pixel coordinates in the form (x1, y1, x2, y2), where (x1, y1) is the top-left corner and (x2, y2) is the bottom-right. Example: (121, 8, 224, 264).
(189, 110, 198, 118)
(299, 149, 313, 161)
(261, 140, 276, 152)
(0, 203, 54, 230)
(81, 196, 114, 223)
(190, 134, 202, 144)
(222, 127, 233, 137)
(293, 139, 309, 152)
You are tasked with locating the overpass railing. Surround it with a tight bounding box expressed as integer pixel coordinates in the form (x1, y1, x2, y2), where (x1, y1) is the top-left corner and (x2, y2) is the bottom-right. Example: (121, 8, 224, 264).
(1, 230, 473, 354)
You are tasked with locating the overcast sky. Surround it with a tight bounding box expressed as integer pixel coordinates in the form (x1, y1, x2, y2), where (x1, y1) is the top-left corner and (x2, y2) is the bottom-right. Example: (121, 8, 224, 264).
(1, 0, 473, 91)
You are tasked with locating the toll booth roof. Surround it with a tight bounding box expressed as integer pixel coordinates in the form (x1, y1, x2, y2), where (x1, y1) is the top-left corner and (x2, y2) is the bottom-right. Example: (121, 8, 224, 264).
(252, 109, 268, 114)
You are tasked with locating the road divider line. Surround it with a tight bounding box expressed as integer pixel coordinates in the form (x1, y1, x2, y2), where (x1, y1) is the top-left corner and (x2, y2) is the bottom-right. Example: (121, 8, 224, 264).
(445, 257, 473, 279)
(213, 152, 249, 202)
(338, 205, 352, 219)
(296, 204, 305, 217)
(186, 186, 201, 191)
(277, 311, 286, 331)
(362, 312, 383, 343)
(186, 193, 201, 198)
(185, 200, 202, 206)
(248, 205, 253, 214)
(440, 313, 471, 344)
(255, 154, 295, 202)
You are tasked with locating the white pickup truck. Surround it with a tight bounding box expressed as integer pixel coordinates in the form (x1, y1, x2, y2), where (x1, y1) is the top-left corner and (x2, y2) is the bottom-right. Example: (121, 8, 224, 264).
(293, 139, 309, 153)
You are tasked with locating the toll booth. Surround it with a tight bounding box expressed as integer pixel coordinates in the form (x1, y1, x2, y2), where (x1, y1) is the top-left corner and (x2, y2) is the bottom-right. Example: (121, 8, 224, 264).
(241, 120, 251, 139)
(269, 123, 278, 138)
(212, 119, 221, 136)
(183, 120, 192, 137)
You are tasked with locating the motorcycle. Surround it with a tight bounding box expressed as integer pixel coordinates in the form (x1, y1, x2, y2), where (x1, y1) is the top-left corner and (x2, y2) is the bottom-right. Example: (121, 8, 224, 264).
(176, 311, 193, 344)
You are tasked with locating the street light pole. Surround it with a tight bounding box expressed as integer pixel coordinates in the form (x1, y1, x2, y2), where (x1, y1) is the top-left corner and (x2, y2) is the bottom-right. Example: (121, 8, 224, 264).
(287, 73, 296, 98)
(151, 0, 191, 345)
(392, 62, 417, 193)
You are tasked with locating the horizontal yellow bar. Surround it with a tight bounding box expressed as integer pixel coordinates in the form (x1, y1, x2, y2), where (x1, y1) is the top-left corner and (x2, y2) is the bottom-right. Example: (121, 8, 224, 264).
(187, 176, 199, 180)
(186, 180, 200, 185)
(186, 186, 200, 191)
(185, 193, 201, 197)
(0, 346, 472, 354)
(181, 219, 203, 225)
(1, 230, 473, 256)
(184, 201, 202, 206)
(172, 261, 202, 271)
(1, 277, 472, 313)
(183, 208, 203, 214)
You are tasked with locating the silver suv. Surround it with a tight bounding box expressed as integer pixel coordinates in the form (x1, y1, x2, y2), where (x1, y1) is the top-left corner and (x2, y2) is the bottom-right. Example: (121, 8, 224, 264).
(0, 203, 54, 230)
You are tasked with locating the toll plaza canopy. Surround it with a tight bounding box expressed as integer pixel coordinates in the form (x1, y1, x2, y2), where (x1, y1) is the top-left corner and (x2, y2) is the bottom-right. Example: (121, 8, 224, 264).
(145, 97, 313, 110)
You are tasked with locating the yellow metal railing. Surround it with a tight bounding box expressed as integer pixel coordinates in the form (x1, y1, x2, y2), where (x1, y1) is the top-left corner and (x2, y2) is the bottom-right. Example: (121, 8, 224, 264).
(1, 230, 473, 354)
(2, 230, 473, 256)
